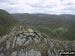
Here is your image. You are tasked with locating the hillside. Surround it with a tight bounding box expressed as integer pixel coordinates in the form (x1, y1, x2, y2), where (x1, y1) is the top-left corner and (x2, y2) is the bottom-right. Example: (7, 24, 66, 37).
(12, 13, 75, 28)
(12, 13, 75, 41)
(0, 10, 75, 56)
(0, 9, 17, 36)
(0, 26, 75, 56)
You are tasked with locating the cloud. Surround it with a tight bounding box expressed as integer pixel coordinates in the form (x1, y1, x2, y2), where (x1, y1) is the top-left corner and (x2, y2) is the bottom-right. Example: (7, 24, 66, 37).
(0, 0, 75, 14)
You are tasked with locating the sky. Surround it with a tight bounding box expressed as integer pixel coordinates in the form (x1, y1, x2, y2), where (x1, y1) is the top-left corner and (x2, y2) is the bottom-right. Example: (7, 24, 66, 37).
(0, 0, 75, 14)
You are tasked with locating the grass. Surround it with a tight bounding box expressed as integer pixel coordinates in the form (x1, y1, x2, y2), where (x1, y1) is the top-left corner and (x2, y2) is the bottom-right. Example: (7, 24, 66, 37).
(23, 24, 75, 41)
(0, 9, 17, 36)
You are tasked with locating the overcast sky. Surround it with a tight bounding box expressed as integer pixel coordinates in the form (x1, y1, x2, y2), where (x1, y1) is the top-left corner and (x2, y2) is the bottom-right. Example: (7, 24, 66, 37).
(0, 0, 75, 14)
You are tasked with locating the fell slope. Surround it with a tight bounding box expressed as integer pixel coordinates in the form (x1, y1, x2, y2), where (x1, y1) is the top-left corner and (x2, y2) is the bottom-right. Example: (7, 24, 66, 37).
(0, 9, 17, 36)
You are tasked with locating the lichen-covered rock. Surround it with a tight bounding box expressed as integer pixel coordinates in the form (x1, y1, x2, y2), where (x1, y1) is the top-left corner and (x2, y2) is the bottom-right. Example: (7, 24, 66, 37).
(0, 26, 75, 56)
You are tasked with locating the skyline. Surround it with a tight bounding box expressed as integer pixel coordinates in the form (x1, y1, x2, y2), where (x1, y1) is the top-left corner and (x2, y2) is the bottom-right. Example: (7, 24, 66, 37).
(0, 0, 75, 14)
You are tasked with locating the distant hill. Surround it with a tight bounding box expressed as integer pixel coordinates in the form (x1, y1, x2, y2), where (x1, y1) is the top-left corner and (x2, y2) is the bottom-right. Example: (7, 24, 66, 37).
(0, 9, 17, 36)
(12, 13, 75, 40)
(34, 13, 75, 19)
(12, 13, 75, 28)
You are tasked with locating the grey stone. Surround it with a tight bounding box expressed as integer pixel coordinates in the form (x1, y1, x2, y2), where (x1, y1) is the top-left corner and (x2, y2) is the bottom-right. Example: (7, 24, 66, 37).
(33, 38, 39, 44)
(25, 49, 41, 56)
(11, 51, 17, 56)
(0, 53, 5, 56)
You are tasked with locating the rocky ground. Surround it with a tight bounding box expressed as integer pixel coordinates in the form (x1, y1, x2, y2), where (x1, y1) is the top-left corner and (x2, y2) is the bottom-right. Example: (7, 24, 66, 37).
(0, 26, 75, 56)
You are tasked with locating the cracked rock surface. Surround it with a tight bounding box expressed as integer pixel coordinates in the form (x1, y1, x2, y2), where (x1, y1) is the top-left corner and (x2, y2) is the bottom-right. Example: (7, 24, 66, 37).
(0, 26, 75, 56)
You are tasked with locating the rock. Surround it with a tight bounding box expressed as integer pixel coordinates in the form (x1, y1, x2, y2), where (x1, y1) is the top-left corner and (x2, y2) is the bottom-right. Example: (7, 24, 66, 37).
(11, 51, 17, 56)
(0, 53, 5, 56)
(47, 50, 52, 56)
(27, 29, 34, 33)
(24, 40, 30, 46)
(47, 49, 61, 56)
(20, 26, 24, 31)
(44, 38, 48, 43)
(33, 38, 39, 44)
(6, 41, 10, 49)
(25, 49, 41, 56)
(0, 35, 8, 43)
(19, 53, 25, 56)
(16, 37, 23, 46)
(0, 26, 75, 56)
(48, 40, 54, 48)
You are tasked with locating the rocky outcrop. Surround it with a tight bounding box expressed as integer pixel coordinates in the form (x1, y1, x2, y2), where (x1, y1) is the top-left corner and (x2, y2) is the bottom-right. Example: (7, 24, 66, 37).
(0, 26, 75, 56)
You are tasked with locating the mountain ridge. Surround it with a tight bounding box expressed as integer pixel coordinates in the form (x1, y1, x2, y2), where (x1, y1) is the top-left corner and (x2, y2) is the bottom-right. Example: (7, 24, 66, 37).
(0, 9, 17, 36)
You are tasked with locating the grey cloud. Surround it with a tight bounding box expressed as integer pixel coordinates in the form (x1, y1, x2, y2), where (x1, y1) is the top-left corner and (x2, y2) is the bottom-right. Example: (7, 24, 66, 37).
(60, 5, 75, 11)
(0, 0, 8, 2)
(30, 4, 56, 9)
(0, 0, 75, 14)
(0, 0, 10, 3)
(61, 2, 74, 5)
(65, 7, 75, 11)
(60, 0, 66, 2)
(65, 2, 73, 5)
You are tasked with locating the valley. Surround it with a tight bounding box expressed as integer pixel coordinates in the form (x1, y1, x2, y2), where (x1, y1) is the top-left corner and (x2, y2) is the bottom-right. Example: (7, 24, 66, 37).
(0, 9, 75, 56)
